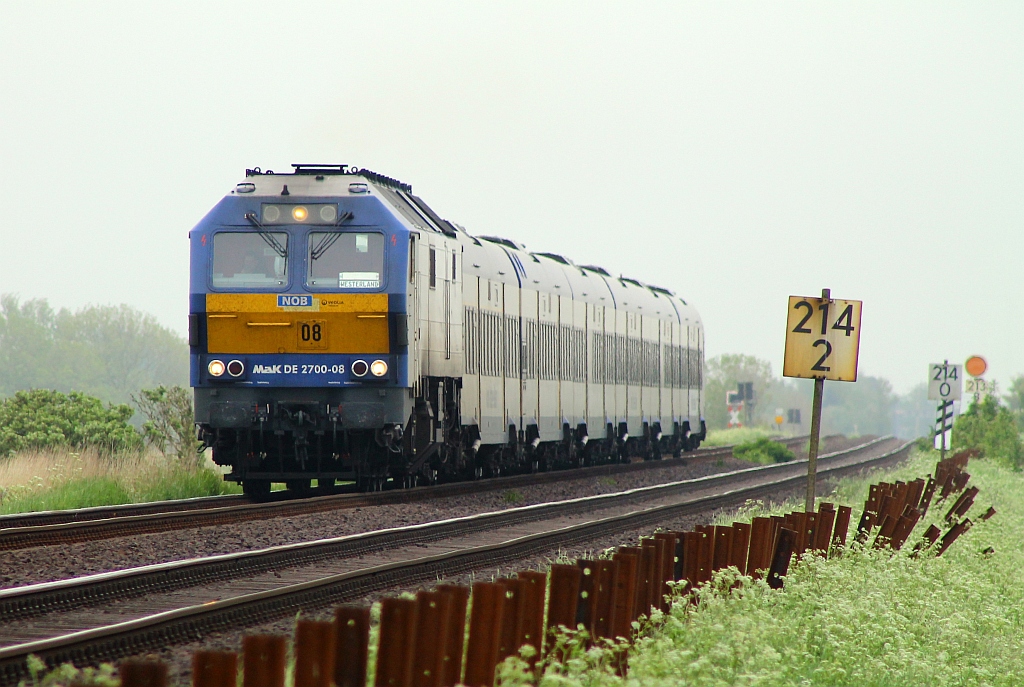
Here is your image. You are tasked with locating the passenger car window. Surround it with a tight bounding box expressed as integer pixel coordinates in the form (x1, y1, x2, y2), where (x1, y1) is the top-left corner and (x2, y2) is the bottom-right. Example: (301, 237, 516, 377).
(308, 232, 385, 289)
(212, 232, 288, 288)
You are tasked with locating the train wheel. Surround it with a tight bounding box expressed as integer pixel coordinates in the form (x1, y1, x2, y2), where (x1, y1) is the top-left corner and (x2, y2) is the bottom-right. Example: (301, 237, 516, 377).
(286, 479, 312, 495)
(242, 479, 271, 500)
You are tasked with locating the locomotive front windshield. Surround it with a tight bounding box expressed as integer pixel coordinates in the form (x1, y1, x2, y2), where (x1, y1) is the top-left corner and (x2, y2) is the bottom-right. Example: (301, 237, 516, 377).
(212, 232, 288, 288)
(307, 231, 385, 289)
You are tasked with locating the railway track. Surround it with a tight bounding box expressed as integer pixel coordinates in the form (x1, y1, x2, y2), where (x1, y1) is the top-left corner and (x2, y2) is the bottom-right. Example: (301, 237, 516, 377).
(0, 436, 822, 550)
(0, 436, 909, 685)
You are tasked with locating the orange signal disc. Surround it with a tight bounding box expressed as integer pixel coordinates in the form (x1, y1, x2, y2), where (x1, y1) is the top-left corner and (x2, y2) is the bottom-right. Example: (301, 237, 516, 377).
(965, 356, 987, 377)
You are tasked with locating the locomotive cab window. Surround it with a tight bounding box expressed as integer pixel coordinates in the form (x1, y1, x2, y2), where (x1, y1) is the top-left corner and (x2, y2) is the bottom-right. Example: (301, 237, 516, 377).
(307, 231, 385, 289)
(212, 232, 288, 288)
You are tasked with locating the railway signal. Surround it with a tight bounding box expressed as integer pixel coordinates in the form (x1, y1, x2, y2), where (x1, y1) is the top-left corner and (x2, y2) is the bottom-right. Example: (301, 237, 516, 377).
(783, 288, 863, 512)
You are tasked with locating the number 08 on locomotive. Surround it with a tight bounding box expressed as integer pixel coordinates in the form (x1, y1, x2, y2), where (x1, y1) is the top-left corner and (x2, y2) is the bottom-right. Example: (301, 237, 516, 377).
(189, 165, 705, 495)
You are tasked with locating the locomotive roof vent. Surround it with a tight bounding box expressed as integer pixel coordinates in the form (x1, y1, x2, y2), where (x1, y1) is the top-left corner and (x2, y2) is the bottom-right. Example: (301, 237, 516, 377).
(244, 164, 413, 193)
(580, 265, 611, 277)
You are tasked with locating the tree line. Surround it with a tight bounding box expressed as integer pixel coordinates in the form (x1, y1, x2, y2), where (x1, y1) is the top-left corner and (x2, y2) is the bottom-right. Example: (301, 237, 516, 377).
(704, 353, 1024, 439)
(0, 295, 188, 407)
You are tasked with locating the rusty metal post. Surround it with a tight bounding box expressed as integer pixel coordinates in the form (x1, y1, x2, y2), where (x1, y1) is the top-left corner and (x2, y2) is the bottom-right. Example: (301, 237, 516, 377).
(515, 572, 547, 664)
(635, 543, 655, 619)
(435, 585, 470, 687)
(681, 532, 699, 588)
(889, 509, 922, 551)
(590, 560, 618, 639)
(747, 517, 771, 576)
(813, 506, 835, 554)
(919, 476, 937, 515)
(695, 527, 713, 584)
(120, 660, 167, 687)
(193, 651, 238, 687)
(982, 506, 997, 520)
(831, 505, 852, 555)
(767, 528, 797, 590)
(668, 532, 686, 581)
(464, 582, 505, 687)
(376, 597, 418, 687)
(653, 532, 678, 609)
(243, 635, 287, 687)
(727, 523, 750, 573)
(711, 526, 732, 572)
(411, 590, 452, 687)
(936, 519, 974, 556)
(575, 560, 597, 634)
(946, 486, 979, 522)
(546, 564, 582, 635)
(294, 620, 336, 687)
(911, 524, 943, 556)
(496, 578, 525, 663)
(334, 606, 371, 687)
(610, 550, 638, 639)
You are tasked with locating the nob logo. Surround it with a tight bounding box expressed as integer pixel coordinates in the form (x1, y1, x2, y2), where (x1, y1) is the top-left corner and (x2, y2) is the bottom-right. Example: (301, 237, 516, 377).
(277, 295, 312, 307)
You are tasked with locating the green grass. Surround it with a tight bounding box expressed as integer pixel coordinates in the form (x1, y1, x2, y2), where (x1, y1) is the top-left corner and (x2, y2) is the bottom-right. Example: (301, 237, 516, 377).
(520, 447, 1024, 686)
(1, 476, 132, 513)
(0, 450, 241, 515)
(731, 437, 795, 465)
(701, 427, 775, 447)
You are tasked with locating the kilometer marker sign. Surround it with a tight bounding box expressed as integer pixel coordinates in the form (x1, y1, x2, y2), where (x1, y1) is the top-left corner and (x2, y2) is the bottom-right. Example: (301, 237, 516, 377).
(783, 289, 863, 513)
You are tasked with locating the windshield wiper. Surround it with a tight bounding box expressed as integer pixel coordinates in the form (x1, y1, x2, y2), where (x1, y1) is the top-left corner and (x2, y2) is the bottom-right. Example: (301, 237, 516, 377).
(310, 211, 355, 261)
(244, 212, 288, 258)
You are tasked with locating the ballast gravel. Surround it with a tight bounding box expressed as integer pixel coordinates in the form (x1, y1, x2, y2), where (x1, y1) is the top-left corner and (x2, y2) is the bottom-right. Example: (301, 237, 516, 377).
(0, 436, 862, 589)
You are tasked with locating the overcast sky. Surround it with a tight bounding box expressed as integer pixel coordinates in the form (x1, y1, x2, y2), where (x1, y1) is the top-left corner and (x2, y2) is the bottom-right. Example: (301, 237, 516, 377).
(1, 2, 1020, 394)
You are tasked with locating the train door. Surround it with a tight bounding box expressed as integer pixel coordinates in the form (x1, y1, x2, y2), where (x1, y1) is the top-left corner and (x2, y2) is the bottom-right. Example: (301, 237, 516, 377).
(587, 304, 605, 435)
(521, 289, 539, 434)
(461, 273, 481, 428)
(503, 283, 521, 437)
(570, 297, 587, 433)
(659, 318, 672, 431)
(613, 306, 628, 436)
(557, 294, 573, 437)
(538, 290, 559, 441)
(671, 320, 685, 432)
(479, 278, 505, 444)
(626, 310, 642, 436)
(640, 315, 660, 431)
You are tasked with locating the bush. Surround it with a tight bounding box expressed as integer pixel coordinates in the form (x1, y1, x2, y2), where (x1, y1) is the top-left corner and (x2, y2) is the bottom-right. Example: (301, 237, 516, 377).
(952, 396, 1023, 470)
(132, 385, 202, 466)
(0, 389, 141, 457)
(733, 437, 795, 464)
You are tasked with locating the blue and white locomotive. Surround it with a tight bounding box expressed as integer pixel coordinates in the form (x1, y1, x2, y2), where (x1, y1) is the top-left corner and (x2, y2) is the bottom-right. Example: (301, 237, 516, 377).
(189, 165, 705, 495)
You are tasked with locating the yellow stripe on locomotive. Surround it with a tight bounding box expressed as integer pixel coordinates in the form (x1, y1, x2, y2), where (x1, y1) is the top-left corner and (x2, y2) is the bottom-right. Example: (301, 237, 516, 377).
(205, 293, 389, 354)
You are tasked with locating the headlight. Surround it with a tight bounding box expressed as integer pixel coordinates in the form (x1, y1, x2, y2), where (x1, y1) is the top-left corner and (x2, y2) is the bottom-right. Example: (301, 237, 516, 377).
(370, 360, 388, 377)
(292, 206, 308, 221)
(208, 360, 226, 377)
(227, 360, 244, 377)
(351, 360, 368, 377)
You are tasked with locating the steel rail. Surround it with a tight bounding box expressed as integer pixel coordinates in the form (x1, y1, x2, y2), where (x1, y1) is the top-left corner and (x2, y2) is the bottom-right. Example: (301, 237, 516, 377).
(0, 438, 910, 685)
(0, 436, 820, 549)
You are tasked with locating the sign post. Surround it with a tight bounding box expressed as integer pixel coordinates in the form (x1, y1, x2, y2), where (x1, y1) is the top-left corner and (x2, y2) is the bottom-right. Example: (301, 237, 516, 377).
(928, 361, 962, 460)
(783, 288, 862, 513)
